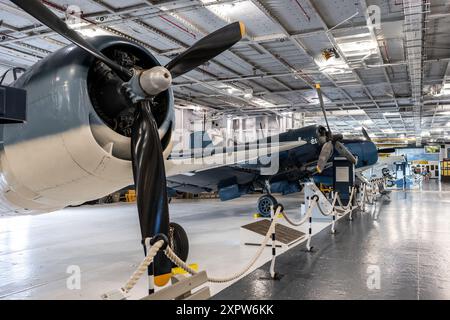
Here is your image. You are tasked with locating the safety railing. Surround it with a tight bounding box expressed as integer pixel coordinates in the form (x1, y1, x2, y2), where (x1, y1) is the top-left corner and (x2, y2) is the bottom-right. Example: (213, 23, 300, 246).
(105, 179, 384, 299)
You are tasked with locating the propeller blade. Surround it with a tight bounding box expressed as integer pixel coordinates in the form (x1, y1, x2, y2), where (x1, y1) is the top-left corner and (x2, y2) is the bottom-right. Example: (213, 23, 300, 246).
(362, 127, 372, 141)
(131, 101, 172, 287)
(335, 141, 357, 165)
(166, 22, 246, 79)
(315, 84, 331, 134)
(316, 141, 334, 173)
(10, 0, 132, 81)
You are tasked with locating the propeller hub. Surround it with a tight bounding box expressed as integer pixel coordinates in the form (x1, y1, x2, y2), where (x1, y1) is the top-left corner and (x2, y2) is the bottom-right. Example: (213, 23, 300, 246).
(139, 66, 172, 96)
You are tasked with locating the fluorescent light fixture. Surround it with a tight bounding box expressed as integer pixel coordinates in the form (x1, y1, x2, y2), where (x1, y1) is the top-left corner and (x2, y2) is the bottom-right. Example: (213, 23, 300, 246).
(383, 112, 400, 116)
(362, 120, 374, 125)
(67, 19, 109, 37)
(250, 97, 276, 109)
(383, 129, 395, 134)
(314, 55, 349, 75)
(329, 109, 367, 116)
(77, 27, 109, 37)
(199, 0, 249, 19)
(338, 37, 378, 57)
(243, 88, 253, 99)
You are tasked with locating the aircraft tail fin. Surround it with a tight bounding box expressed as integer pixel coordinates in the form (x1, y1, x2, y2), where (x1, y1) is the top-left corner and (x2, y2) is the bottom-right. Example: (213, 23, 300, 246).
(190, 131, 214, 149)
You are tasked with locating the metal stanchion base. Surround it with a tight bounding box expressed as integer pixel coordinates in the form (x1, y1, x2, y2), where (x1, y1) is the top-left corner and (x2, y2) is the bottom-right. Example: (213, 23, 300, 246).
(259, 273, 284, 281)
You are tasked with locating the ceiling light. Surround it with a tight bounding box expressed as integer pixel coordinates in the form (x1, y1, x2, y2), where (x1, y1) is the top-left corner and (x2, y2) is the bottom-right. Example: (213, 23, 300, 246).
(243, 88, 253, 99)
(338, 38, 378, 56)
(383, 112, 400, 116)
(251, 97, 276, 109)
(314, 54, 349, 75)
(328, 109, 367, 116)
(77, 27, 109, 37)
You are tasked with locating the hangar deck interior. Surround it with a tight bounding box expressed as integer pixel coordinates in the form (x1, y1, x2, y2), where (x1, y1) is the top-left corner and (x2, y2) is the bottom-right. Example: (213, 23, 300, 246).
(1, 0, 450, 302)
(1, 181, 449, 300)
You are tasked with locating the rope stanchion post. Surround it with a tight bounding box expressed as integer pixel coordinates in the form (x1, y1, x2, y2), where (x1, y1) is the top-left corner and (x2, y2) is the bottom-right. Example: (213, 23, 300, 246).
(269, 204, 276, 279)
(144, 238, 155, 295)
(306, 195, 318, 252)
(348, 187, 355, 221)
(360, 184, 366, 212)
(331, 192, 337, 234)
(268, 204, 283, 280)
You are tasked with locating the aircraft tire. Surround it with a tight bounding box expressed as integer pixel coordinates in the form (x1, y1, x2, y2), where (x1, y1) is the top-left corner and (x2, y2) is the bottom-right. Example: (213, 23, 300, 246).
(168, 222, 189, 266)
(257, 194, 278, 218)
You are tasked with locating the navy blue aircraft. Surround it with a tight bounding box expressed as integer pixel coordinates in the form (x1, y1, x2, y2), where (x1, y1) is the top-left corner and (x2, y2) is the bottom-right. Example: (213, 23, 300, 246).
(166, 125, 379, 217)
(165, 84, 388, 217)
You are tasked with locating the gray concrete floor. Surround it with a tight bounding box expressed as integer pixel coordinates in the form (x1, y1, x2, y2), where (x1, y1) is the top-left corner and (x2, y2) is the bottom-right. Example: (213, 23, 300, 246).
(214, 180, 450, 300)
(0, 193, 325, 299)
(1, 180, 449, 300)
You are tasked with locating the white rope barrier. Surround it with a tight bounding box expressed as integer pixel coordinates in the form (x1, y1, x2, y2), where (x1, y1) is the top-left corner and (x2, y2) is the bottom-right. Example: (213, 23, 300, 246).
(116, 179, 383, 297)
(164, 205, 288, 283)
(121, 239, 164, 294)
(281, 197, 320, 225)
(314, 192, 339, 217)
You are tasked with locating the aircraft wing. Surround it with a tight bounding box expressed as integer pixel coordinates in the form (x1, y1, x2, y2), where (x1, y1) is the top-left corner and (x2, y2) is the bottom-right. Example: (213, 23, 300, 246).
(355, 155, 406, 173)
(165, 140, 307, 177)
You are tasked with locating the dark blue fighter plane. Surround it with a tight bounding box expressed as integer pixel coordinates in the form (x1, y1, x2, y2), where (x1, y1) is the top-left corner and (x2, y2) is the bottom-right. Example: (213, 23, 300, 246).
(166, 86, 380, 217)
(166, 125, 379, 217)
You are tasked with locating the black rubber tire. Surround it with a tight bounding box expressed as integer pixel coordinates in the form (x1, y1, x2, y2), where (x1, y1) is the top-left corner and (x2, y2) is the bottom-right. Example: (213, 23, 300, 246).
(168, 222, 189, 266)
(257, 194, 278, 218)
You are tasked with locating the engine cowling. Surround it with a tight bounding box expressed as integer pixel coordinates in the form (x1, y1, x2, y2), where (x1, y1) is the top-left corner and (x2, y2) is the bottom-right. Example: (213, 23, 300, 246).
(0, 36, 174, 214)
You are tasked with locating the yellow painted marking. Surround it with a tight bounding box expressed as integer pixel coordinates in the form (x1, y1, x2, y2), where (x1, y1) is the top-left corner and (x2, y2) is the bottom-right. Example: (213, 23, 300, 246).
(239, 21, 246, 37)
(172, 263, 199, 275)
(315, 83, 321, 89)
(154, 273, 171, 287)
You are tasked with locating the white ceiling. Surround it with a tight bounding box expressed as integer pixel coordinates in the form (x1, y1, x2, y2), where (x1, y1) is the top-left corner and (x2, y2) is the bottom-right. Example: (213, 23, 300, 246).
(1, 0, 450, 143)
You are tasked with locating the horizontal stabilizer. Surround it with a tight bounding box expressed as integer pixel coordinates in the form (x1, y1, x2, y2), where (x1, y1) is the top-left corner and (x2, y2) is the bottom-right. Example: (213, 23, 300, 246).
(190, 131, 214, 149)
